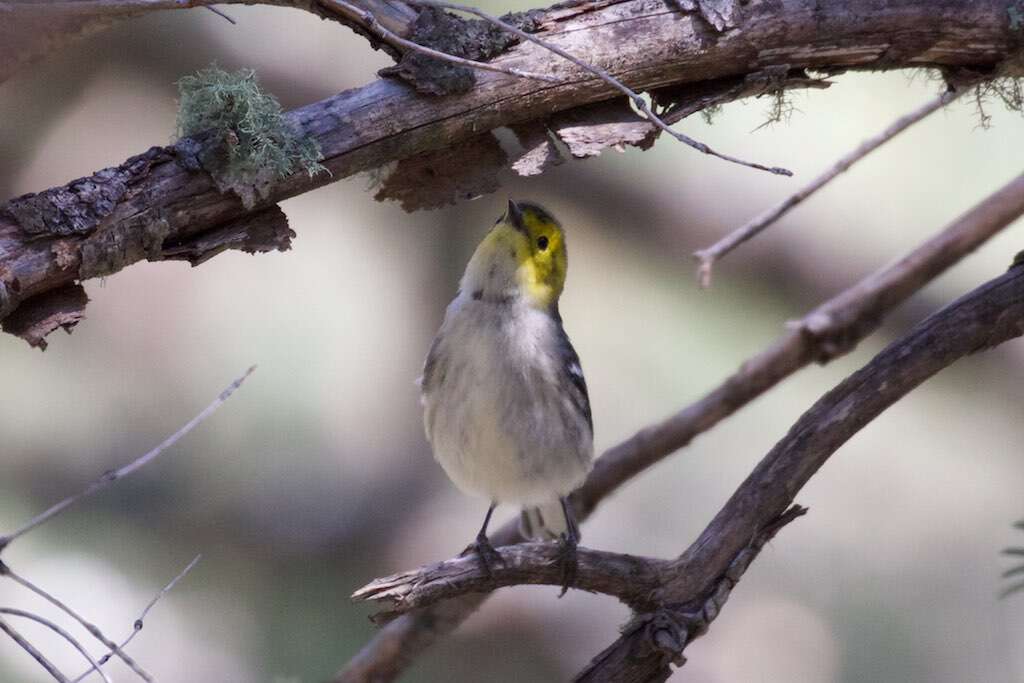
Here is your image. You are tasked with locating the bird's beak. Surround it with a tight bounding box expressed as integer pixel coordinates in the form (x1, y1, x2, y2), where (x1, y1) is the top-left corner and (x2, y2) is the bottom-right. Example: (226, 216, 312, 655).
(505, 199, 526, 233)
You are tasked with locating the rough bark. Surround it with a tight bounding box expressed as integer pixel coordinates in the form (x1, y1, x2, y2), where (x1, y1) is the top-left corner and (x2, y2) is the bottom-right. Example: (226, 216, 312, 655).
(1, 0, 1021, 346)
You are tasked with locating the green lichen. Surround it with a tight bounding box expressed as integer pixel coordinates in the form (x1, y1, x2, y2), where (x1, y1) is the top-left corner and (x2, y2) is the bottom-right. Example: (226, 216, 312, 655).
(175, 66, 325, 206)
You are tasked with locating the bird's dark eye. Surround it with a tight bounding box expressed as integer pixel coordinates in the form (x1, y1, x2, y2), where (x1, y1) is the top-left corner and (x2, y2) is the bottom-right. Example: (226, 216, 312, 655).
(537, 235, 549, 251)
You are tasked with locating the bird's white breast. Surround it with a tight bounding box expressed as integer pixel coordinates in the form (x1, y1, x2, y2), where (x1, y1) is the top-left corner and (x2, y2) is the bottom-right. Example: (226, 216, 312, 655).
(421, 295, 592, 505)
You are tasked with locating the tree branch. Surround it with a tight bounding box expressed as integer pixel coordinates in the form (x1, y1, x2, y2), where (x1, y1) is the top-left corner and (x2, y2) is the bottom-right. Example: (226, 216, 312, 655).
(334, 171, 1024, 682)
(576, 258, 1024, 682)
(0, 609, 111, 683)
(353, 544, 671, 618)
(693, 83, 970, 287)
(0, 615, 69, 683)
(2, 0, 1020, 345)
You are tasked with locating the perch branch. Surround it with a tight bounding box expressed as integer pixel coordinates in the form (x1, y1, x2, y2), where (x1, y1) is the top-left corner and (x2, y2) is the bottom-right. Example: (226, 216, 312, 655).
(353, 544, 671, 618)
(334, 172, 1024, 682)
(3, 0, 1017, 345)
(693, 84, 971, 287)
(577, 255, 1024, 682)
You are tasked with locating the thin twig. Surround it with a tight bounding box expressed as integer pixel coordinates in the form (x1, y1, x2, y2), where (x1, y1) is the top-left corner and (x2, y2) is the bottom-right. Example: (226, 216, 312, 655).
(405, 0, 792, 177)
(321, 0, 560, 83)
(0, 615, 69, 682)
(202, 5, 237, 23)
(0, 609, 111, 683)
(71, 555, 202, 683)
(333, 172, 1024, 683)
(693, 86, 969, 287)
(4, 567, 153, 682)
(0, 366, 256, 549)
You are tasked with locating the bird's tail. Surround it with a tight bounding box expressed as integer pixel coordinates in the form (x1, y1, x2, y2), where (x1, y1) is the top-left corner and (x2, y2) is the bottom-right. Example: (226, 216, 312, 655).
(519, 501, 568, 541)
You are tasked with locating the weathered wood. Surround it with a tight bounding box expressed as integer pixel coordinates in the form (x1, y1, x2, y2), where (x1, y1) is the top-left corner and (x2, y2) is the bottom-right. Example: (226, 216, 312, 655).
(1, 0, 1019, 343)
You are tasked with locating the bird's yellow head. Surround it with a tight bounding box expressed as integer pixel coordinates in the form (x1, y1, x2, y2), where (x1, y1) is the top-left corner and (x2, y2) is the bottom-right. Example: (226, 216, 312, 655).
(461, 200, 568, 310)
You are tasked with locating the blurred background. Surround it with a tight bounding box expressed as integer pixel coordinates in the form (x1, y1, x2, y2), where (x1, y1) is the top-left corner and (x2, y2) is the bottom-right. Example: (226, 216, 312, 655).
(1, 4, 1023, 682)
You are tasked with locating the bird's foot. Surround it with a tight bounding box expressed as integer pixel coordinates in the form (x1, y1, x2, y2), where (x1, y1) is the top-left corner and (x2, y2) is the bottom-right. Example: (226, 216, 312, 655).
(556, 533, 579, 597)
(465, 533, 505, 579)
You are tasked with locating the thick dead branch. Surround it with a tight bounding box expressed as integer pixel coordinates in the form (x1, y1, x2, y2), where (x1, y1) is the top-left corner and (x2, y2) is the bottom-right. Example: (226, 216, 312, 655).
(577, 259, 1024, 682)
(334, 173, 1024, 682)
(2, 0, 1020, 345)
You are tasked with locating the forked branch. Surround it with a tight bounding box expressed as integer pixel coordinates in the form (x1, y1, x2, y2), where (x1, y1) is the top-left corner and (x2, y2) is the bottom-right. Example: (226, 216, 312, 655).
(336, 173, 1024, 682)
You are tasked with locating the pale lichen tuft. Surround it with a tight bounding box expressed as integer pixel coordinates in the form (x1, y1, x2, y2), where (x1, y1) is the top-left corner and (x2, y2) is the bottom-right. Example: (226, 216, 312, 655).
(175, 65, 326, 207)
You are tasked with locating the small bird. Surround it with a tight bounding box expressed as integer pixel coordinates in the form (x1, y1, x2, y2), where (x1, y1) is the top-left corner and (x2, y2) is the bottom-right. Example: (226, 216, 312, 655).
(420, 200, 593, 586)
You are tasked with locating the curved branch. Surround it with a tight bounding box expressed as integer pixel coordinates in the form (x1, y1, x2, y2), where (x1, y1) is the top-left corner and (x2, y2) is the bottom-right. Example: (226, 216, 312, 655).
(335, 173, 1024, 682)
(353, 543, 671, 617)
(576, 264, 1024, 681)
(0, 609, 111, 683)
(2, 0, 1020, 345)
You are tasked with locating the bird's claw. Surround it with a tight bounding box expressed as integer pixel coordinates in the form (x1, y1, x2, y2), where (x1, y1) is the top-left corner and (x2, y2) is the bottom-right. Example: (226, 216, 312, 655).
(556, 533, 579, 597)
(467, 533, 505, 579)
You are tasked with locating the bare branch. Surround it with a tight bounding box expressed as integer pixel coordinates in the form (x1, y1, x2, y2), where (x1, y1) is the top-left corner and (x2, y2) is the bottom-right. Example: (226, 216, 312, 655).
(409, 0, 792, 176)
(202, 5, 237, 23)
(0, 609, 110, 683)
(2, 1, 1017, 345)
(0, 367, 255, 549)
(693, 84, 971, 287)
(578, 258, 1024, 681)
(70, 555, 202, 683)
(0, 615, 69, 683)
(353, 544, 670, 618)
(576, 505, 808, 679)
(334, 172, 1024, 682)
(2, 567, 153, 682)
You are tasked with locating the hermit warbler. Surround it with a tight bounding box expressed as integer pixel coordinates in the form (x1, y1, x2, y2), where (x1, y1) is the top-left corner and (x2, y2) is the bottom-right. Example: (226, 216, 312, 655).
(420, 200, 593, 585)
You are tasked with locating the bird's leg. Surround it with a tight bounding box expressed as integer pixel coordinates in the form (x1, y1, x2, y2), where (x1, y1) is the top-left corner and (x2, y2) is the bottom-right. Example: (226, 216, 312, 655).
(466, 501, 504, 578)
(557, 496, 580, 597)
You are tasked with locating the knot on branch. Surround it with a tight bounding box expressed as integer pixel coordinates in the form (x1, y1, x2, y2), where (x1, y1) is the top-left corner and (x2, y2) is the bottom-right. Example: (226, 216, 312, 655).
(378, 7, 542, 95)
(798, 308, 879, 362)
(621, 608, 690, 667)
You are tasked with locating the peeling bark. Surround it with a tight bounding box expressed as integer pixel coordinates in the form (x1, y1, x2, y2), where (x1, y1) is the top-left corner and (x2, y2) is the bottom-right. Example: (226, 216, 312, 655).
(1, 0, 1020, 346)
